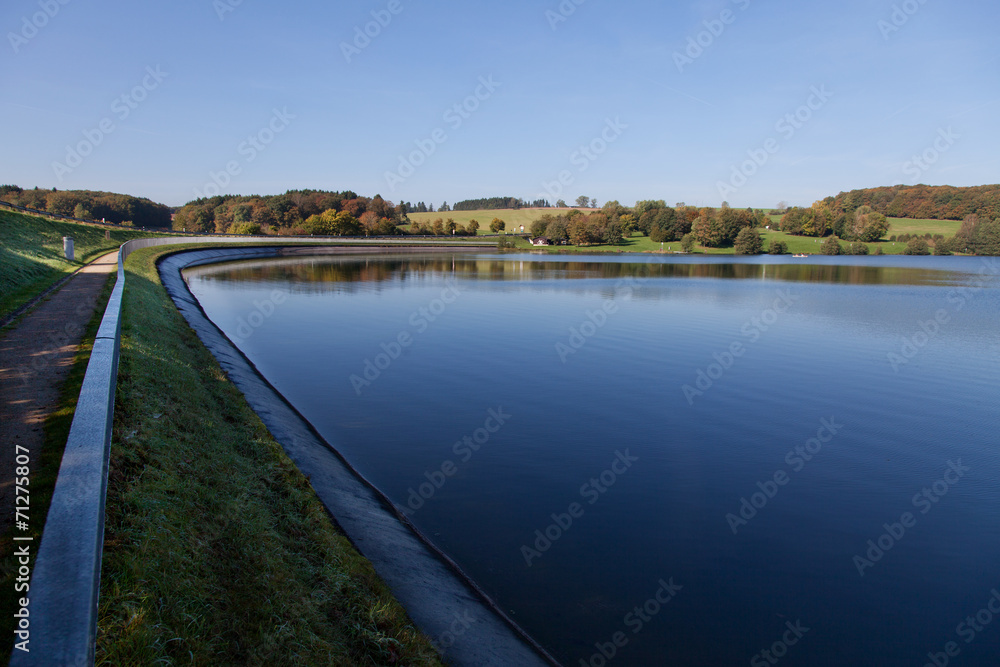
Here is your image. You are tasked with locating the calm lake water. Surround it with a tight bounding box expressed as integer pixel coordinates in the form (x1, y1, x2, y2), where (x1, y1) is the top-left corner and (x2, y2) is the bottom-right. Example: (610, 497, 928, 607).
(186, 253, 1000, 666)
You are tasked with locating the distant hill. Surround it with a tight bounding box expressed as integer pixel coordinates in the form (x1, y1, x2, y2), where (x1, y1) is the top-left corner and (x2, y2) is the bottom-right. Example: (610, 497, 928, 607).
(824, 184, 1000, 221)
(0, 185, 172, 228)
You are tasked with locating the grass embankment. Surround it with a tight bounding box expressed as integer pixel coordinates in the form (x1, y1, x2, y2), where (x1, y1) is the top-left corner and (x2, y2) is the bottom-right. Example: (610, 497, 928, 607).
(97, 246, 443, 665)
(0, 209, 162, 320)
(0, 270, 118, 663)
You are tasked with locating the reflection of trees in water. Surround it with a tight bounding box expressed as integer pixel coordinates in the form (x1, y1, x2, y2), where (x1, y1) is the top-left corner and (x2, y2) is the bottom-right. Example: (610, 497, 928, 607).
(191, 255, 965, 295)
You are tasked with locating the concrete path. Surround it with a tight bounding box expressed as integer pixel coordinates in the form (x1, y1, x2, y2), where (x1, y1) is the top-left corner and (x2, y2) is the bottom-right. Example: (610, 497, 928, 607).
(0, 250, 119, 537)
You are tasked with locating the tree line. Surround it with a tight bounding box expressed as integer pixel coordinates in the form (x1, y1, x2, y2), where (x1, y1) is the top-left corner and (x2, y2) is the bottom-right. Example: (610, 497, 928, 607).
(451, 196, 551, 211)
(0, 185, 172, 228)
(172, 190, 409, 236)
(824, 184, 1000, 221)
(526, 201, 767, 249)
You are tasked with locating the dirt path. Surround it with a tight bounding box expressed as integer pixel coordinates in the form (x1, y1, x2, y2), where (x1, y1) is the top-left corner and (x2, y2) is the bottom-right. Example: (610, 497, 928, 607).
(0, 250, 119, 536)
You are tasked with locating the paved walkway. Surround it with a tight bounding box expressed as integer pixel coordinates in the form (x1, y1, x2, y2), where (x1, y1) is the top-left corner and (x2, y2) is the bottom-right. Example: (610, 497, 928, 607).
(0, 250, 119, 537)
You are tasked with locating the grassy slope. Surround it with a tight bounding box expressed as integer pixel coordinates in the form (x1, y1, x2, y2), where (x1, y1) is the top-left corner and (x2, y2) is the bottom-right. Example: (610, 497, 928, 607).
(0, 209, 161, 319)
(0, 271, 117, 663)
(406, 207, 595, 233)
(97, 246, 442, 666)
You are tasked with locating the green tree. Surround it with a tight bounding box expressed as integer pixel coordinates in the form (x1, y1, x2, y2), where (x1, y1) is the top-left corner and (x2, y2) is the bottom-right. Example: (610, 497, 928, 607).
(229, 222, 262, 235)
(619, 213, 637, 235)
(575, 195, 590, 208)
(904, 237, 931, 255)
(556, 199, 567, 208)
(546, 219, 568, 243)
(467, 219, 480, 234)
(680, 233, 695, 253)
(603, 221, 624, 245)
(821, 235, 843, 255)
(847, 242, 870, 255)
(734, 227, 764, 255)
(530, 219, 547, 237)
(970, 218, 1000, 255)
(490, 218, 505, 233)
(768, 240, 789, 255)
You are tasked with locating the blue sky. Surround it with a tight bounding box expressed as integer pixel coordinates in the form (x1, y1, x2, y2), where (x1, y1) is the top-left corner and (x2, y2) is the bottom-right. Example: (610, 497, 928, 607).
(2, 0, 997, 208)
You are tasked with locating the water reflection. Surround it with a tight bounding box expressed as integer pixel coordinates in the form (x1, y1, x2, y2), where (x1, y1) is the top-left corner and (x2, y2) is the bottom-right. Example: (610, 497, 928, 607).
(184, 253, 973, 292)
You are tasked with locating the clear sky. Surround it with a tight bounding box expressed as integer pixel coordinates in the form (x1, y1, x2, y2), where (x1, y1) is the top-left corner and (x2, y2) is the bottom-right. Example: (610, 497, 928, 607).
(2, 0, 997, 208)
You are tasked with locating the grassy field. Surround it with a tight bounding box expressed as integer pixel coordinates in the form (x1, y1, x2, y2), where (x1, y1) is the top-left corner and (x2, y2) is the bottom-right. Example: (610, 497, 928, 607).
(885, 217, 962, 236)
(96, 245, 443, 665)
(406, 207, 594, 234)
(0, 209, 162, 320)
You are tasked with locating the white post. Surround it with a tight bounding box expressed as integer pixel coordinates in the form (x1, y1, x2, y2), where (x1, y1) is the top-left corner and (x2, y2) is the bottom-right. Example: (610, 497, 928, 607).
(63, 237, 75, 261)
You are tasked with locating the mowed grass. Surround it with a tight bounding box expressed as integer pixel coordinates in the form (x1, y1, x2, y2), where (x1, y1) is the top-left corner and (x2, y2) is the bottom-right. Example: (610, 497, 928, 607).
(406, 207, 594, 234)
(0, 209, 161, 319)
(97, 245, 443, 666)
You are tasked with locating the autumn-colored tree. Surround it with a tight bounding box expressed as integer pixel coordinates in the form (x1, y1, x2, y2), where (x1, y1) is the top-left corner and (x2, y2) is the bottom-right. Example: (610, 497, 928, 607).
(490, 218, 506, 233)
(851, 206, 890, 242)
(467, 219, 480, 234)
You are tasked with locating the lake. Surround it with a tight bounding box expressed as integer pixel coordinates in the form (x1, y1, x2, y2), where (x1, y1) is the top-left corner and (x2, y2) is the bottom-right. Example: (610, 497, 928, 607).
(185, 253, 1000, 666)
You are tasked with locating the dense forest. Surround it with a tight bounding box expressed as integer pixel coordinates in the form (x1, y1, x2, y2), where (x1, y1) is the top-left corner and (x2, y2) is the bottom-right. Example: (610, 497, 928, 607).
(525, 201, 765, 248)
(822, 184, 1000, 221)
(172, 190, 409, 236)
(0, 185, 172, 228)
(451, 197, 551, 211)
